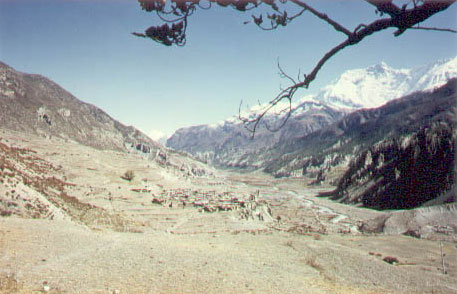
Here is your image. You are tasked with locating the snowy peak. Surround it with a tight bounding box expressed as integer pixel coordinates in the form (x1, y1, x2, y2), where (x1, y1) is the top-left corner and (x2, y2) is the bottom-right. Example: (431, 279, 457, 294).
(412, 57, 457, 92)
(312, 56, 457, 110)
(238, 57, 457, 120)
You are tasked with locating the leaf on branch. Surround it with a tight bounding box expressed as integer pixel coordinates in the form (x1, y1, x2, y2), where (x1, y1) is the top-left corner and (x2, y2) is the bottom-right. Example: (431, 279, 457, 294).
(143, 21, 186, 46)
(235, 1, 248, 11)
(132, 32, 147, 37)
(252, 14, 263, 25)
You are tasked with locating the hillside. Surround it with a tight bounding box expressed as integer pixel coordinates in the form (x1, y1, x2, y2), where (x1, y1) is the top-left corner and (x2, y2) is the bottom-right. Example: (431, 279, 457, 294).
(0, 61, 212, 177)
(168, 101, 345, 168)
(267, 79, 456, 209)
(0, 61, 159, 154)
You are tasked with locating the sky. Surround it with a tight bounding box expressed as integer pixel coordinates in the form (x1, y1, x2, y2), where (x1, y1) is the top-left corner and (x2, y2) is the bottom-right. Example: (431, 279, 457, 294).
(0, 0, 456, 140)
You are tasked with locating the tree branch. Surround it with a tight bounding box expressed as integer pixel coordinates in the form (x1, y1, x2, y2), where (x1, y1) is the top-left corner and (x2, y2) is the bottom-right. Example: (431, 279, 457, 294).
(240, 0, 456, 136)
(409, 26, 457, 33)
(364, 0, 402, 17)
(290, 0, 352, 36)
(135, 0, 457, 137)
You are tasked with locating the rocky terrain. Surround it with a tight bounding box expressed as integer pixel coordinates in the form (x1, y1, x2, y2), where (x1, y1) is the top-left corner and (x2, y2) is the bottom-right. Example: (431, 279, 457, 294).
(267, 79, 456, 209)
(0, 61, 212, 178)
(167, 101, 345, 168)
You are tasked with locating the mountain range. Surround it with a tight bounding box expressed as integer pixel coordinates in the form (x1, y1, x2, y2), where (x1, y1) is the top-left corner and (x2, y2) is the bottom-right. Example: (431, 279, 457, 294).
(1, 58, 455, 210)
(270, 79, 456, 209)
(167, 58, 457, 209)
(167, 57, 457, 170)
(304, 57, 457, 110)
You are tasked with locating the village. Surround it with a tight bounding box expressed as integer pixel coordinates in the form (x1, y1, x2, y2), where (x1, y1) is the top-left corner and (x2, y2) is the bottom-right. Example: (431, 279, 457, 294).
(144, 187, 275, 221)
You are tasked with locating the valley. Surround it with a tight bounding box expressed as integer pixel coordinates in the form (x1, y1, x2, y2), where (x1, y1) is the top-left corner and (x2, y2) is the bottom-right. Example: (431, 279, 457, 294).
(0, 59, 456, 294)
(1, 0, 456, 291)
(1, 128, 457, 294)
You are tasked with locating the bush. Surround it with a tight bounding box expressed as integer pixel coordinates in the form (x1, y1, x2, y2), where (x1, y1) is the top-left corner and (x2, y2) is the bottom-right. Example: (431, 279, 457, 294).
(121, 170, 135, 182)
(382, 256, 399, 264)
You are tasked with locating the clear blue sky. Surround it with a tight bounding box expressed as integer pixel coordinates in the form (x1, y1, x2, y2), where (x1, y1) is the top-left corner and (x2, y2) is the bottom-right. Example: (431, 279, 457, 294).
(1, 0, 456, 139)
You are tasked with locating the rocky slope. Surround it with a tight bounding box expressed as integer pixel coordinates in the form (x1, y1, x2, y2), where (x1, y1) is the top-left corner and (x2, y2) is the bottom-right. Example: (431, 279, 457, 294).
(0, 61, 213, 177)
(323, 121, 455, 209)
(0, 61, 160, 154)
(168, 101, 345, 168)
(167, 57, 457, 168)
(268, 79, 456, 209)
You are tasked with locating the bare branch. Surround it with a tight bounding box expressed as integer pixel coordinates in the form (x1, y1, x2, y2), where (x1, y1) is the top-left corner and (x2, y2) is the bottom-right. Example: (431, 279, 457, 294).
(264, 97, 293, 132)
(239, 84, 298, 136)
(277, 60, 296, 85)
(409, 26, 457, 33)
(353, 23, 367, 33)
(391, 1, 456, 36)
(240, 0, 456, 136)
(297, 68, 303, 83)
(290, 0, 352, 36)
(364, 0, 402, 17)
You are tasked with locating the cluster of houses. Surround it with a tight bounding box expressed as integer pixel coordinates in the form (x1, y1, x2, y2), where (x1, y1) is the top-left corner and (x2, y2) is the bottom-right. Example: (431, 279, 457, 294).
(150, 188, 275, 222)
(151, 188, 259, 213)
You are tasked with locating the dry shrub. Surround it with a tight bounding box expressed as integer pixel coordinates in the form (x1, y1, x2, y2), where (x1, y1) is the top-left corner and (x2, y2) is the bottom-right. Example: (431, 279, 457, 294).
(311, 233, 321, 240)
(383, 256, 399, 264)
(0, 273, 22, 293)
(303, 254, 323, 272)
(121, 170, 135, 182)
(284, 240, 294, 248)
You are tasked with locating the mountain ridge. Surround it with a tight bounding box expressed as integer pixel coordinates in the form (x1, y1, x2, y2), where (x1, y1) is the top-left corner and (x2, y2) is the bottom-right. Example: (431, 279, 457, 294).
(268, 79, 456, 209)
(0, 61, 160, 154)
(0, 61, 214, 177)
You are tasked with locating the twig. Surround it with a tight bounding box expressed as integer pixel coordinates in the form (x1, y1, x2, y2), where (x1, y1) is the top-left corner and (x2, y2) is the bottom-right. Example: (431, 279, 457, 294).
(290, 0, 352, 36)
(410, 26, 457, 33)
(440, 241, 447, 274)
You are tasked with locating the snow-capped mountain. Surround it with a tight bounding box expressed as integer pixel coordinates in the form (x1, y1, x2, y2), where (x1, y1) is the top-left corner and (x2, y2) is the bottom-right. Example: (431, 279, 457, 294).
(305, 56, 457, 109)
(412, 57, 457, 92)
(167, 57, 457, 168)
